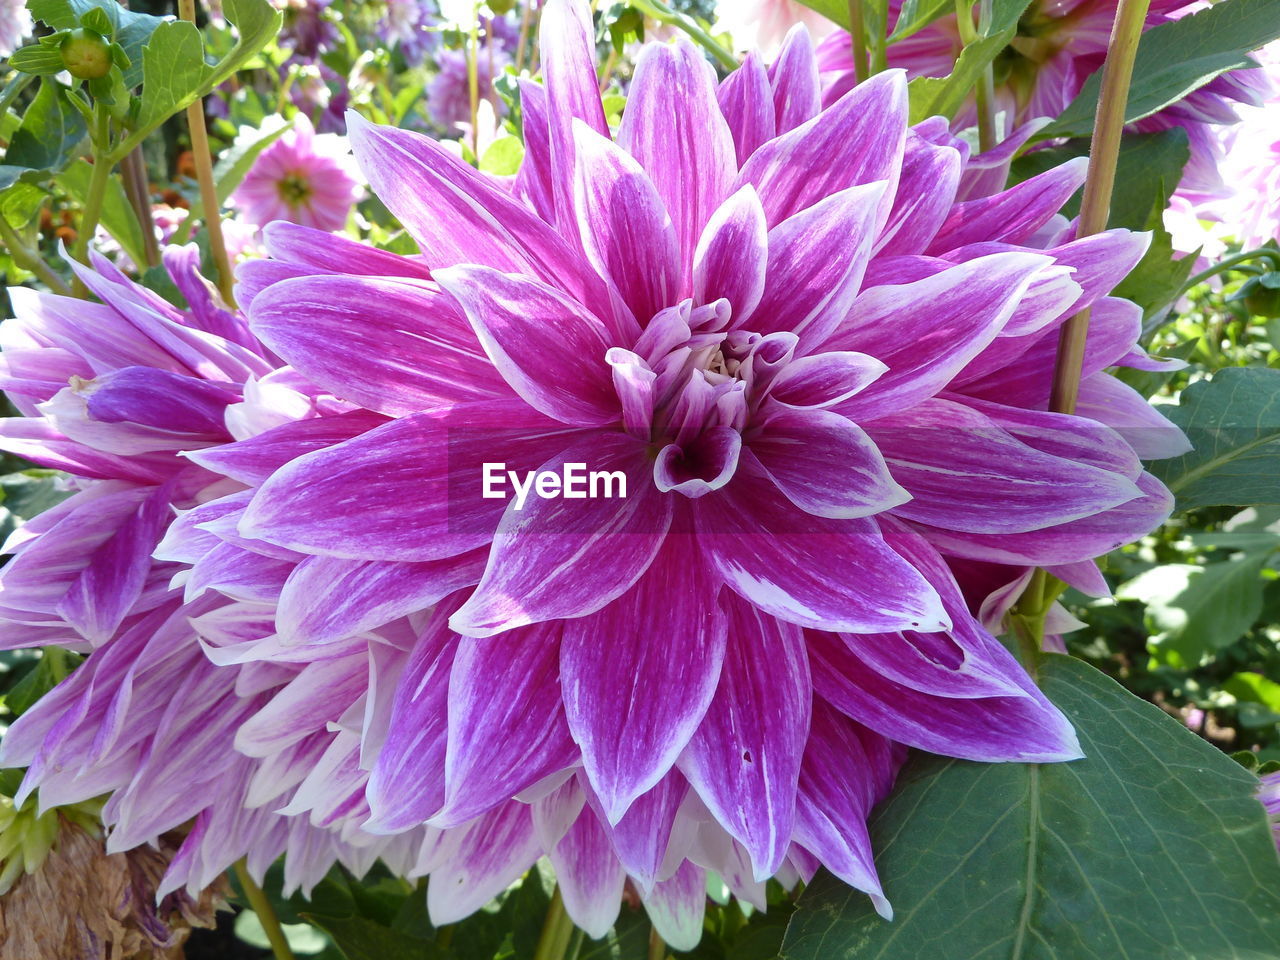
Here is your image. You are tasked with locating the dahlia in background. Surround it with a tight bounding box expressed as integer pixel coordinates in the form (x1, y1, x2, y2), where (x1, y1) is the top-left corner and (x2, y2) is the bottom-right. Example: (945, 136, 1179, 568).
(231, 114, 362, 232)
(715, 0, 836, 58)
(0, 0, 32, 58)
(816, 0, 1275, 200)
(1208, 43, 1280, 247)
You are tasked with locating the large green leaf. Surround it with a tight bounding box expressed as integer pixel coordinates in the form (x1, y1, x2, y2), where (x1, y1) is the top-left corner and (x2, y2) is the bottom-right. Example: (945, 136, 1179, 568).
(135, 20, 213, 136)
(792, 0, 855, 29)
(907, 28, 1014, 124)
(782, 656, 1280, 960)
(0, 78, 88, 190)
(887, 0, 952, 42)
(1149, 367, 1280, 511)
(1043, 0, 1280, 139)
(28, 0, 166, 87)
(1117, 551, 1275, 667)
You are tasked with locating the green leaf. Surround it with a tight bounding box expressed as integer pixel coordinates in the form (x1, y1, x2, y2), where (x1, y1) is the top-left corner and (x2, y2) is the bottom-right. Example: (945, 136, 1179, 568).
(0, 470, 73, 520)
(788, 0, 854, 29)
(887, 0, 951, 42)
(135, 20, 213, 136)
(56, 158, 146, 269)
(210, 0, 284, 91)
(987, 0, 1035, 35)
(28, 0, 166, 87)
(906, 29, 1015, 124)
(1117, 552, 1275, 666)
(1148, 367, 1280, 511)
(4, 649, 81, 716)
(479, 135, 525, 177)
(79, 6, 113, 37)
(300, 913, 439, 960)
(7, 43, 68, 76)
(782, 656, 1280, 960)
(1042, 0, 1280, 139)
(0, 79, 89, 189)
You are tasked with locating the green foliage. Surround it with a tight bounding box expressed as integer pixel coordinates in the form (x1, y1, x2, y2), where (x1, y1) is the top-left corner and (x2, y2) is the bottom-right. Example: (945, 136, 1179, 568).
(782, 656, 1280, 959)
(28, 0, 165, 87)
(55, 158, 146, 267)
(907, 29, 1014, 124)
(1149, 367, 1280, 511)
(134, 20, 213, 135)
(0, 79, 88, 191)
(1044, 0, 1280, 138)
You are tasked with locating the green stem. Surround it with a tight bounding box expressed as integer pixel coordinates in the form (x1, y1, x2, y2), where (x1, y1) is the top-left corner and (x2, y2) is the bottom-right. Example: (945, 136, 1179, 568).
(0, 72, 34, 117)
(0, 216, 72, 295)
(233, 859, 296, 960)
(467, 16, 481, 160)
(648, 924, 668, 960)
(973, 0, 997, 151)
(847, 0, 871, 83)
(69, 106, 113, 274)
(629, 0, 738, 71)
(1010, 0, 1150, 655)
(1049, 0, 1151, 415)
(1179, 247, 1280, 297)
(533, 888, 575, 960)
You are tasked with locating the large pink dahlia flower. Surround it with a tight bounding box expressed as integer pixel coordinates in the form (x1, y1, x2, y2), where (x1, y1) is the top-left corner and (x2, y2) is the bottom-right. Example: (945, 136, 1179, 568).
(0, 2, 1190, 944)
(817, 0, 1276, 200)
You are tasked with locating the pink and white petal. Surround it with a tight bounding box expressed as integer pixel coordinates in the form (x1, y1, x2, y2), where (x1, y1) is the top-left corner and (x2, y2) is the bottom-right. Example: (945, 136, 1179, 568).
(618, 38, 737, 291)
(426, 803, 542, 925)
(753, 406, 908, 520)
(828, 252, 1054, 420)
(717, 52, 775, 164)
(1074, 372, 1193, 460)
(450, 434, 672, 637)
(768, 351, 886, 409)
(234, 654, 366, 758)
(549, 806, 627, 939)
(875, 128, 962, 258)
(561, 535, 726, 823)
(748, 181, 886, 347)
(697, 471, 948, 634)
(249, 274, 506, 417)
(925, 157, 1088, 254)
(433, 265, 619, 426)
(768, 26, 821, 133)
(735, 70, 906, 226)
(869, 398, 1142, 534)
(808, 629, 1083, 762)
(365, 607, 458, 832)
(642, 860, 708, 952)
(571, 120, 679, 327)
(436, 621, 579, 827)
(693, 186, 769, 322)
(679, 594, 810, 881)
(590, 773, 688, 891)
(277, 550, 487, 646)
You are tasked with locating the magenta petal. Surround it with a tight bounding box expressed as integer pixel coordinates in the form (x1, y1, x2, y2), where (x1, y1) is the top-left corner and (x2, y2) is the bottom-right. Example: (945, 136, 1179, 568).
(653, 427, 742, 498)
(365, 608, 457, 832)
(693, 186, 769, 323)
(571, 120, 679, 326)
(1075, 372, 1193, 460)
(768, 351, 886, 408)
(793, 701, 891, 918)
(437, 621, 579, 827)
(808, 629, 1083, 762)
(561, 535, 727, 823)
(875, 128, 962, 257)
(829, 251, 1053, 419)
(697, 471, 948, 633)
(234, 655, 365, 757)
(717, 51, 776, 164)
(748, 181, 886, 348)
(618, 38, 737, 291)
(750, 407, 908, 519)
(450, 435, 672, 637)
(768, 27, 821, 132)
(277, 550, 487, 645)
(735, 70, 907, 226)
(680, 594, 811, 881)
(260, 221, 435, 282)
(549, 805, 627, 939)
(433, 265, 619, 426)
(249, 274, 507, 417)
(642, 860, 708, 952)
(591, 773, 688, 890)
(539, 0, 610, 234)
(870, 398, 1143, 534)
(426, 802, 542, 925)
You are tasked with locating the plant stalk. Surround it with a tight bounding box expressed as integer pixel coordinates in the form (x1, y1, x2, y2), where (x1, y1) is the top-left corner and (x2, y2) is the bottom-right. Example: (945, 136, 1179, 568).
(468, 16, 482, 160)
(847, 0, 871, 83)
(515, 0, 535, 73)
(179, 0, 237, 307)
(0, 217, 73, 296)
(1179, 247, 1280, 297)
(629, 0, 738, 70)
(533, 887, 575, 960)
(233, 859, 295, 960)
(120, 147, 160, 270)
(648, 924, 668, 960)
(69, 106, 113, 281)
(1049, 0, 1151, 415)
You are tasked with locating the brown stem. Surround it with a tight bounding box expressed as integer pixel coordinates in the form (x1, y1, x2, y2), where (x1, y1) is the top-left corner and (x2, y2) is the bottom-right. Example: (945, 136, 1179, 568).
(120, 147, 160, 270)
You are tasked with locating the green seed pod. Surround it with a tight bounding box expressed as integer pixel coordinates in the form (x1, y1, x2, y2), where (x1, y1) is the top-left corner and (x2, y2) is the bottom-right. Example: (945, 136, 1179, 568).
(60, 29, 113, 80)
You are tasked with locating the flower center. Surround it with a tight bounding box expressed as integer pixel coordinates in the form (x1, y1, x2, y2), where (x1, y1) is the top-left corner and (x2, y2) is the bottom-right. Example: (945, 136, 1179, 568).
(277, 171, 313, 206)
